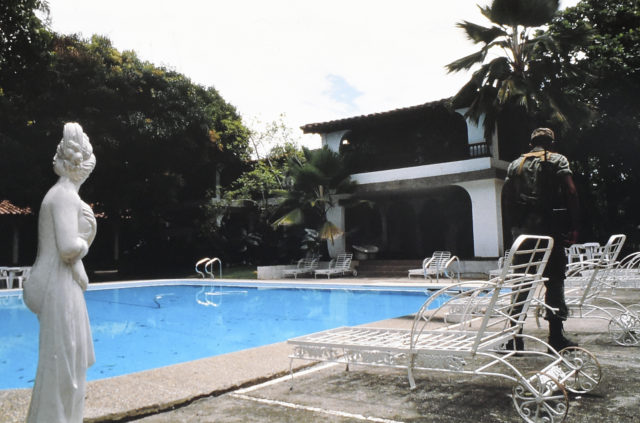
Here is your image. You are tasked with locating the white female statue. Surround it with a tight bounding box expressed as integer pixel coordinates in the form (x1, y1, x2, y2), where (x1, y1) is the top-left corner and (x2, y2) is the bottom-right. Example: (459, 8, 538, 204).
(23, 122, 97, 423)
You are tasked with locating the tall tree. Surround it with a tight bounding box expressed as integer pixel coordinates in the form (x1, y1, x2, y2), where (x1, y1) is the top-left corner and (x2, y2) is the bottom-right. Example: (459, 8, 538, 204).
(0, 0, 50, 85)
(447, 0, 590, 142)
(1, 4, 252, 272)
(547, 0, 640, 246)
(0, 0, 54, 206)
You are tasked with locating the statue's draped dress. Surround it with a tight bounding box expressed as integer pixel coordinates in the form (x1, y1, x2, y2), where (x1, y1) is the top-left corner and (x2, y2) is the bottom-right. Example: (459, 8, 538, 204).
(23, 185, 95, 423)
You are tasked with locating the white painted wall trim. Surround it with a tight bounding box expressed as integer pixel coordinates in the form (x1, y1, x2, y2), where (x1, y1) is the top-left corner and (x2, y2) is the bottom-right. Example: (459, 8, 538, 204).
(351, 157, 508, 186)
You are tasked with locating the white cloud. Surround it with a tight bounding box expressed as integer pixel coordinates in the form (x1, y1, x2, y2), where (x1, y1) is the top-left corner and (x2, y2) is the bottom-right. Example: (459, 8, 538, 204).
(45, 0, 581, 148)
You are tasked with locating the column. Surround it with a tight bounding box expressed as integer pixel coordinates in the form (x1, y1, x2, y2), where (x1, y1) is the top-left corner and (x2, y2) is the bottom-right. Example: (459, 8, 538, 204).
(325, 204, 346, 258)
(455, 179, 504, 257)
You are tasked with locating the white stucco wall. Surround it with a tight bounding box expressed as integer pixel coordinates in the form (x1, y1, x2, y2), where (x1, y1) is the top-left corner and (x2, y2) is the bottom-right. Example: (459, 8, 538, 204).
(321, 130, 351, 152)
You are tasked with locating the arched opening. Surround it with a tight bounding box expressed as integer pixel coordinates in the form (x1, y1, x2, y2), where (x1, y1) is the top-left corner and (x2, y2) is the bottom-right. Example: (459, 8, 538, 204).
(386, 201, 418, 259)
(345, 185, 474, 260)
(415, 186, 473, 259)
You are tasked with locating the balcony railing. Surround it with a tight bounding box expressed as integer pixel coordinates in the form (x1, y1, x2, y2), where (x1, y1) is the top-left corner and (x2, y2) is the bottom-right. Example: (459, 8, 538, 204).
(469, 142, 491, 158)
(344, 143, 492, 174)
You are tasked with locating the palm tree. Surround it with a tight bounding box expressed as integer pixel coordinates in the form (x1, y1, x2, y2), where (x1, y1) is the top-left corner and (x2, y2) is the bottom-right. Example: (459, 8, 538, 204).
(272, 146, 357, 246)
(447, 0, 591, 139)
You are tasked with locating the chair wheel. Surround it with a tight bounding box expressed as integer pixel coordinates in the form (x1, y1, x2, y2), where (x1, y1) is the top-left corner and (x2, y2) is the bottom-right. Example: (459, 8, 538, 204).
(557, 347, 602, 394)
(609, 313, 640, 346)
(513, 371, 568, 423)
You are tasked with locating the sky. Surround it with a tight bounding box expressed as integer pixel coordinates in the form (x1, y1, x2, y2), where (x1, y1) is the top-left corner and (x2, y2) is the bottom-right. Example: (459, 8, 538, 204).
(44, 0, 580, 149)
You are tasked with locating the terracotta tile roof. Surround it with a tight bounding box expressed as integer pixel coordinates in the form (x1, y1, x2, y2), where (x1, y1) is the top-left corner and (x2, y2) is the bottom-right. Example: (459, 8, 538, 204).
(300, 98, 451, 134)
(0, 200, 32, 216)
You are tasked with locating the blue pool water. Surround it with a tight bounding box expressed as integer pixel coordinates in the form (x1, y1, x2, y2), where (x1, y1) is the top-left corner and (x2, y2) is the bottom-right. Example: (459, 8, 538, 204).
(0, 282, 438, 390)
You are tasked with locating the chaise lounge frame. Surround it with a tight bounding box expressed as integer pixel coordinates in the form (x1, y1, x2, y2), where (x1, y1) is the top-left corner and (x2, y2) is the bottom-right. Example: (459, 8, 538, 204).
(289, 235, 603, 423)
(535, 256, 640, 347)
(314, 253, 357, 279)
(407, 251, 460, 283)
(283, 257, 319, 279)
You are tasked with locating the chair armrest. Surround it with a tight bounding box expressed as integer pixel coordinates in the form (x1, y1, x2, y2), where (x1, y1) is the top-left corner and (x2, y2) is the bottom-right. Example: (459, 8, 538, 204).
(423, 257, 434, 269)
(445, 255, 460, 268)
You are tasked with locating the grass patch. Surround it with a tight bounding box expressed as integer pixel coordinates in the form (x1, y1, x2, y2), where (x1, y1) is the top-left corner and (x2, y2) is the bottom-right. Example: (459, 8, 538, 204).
(222, 265, 258, 279)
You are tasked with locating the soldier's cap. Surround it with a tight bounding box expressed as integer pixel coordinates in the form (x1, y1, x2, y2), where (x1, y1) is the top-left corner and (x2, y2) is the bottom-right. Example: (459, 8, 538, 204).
(531, 127, 555, 141)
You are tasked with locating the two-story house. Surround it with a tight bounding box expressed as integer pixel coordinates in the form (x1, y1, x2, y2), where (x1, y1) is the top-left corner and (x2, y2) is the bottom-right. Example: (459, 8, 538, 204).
(301, 99, 528, 267)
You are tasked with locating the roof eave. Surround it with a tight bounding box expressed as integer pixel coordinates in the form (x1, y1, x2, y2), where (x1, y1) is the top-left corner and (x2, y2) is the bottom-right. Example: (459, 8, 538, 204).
(300, 98, 452, 134)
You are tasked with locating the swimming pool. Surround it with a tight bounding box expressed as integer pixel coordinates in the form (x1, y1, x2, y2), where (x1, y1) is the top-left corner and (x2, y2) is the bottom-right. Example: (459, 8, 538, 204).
(0, 281, 440, 390)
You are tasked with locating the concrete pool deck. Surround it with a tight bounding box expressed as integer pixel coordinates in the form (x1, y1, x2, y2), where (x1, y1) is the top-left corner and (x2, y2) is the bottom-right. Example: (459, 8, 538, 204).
(1, 278, 639, 422)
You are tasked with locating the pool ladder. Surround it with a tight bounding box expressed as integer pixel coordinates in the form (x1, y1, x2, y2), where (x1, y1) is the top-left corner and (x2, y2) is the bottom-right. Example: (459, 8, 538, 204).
(195, 257, 222, 279)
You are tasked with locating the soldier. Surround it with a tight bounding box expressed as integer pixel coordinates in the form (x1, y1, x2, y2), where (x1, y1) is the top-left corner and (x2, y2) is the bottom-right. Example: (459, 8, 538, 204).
(502, 127, 580, 351)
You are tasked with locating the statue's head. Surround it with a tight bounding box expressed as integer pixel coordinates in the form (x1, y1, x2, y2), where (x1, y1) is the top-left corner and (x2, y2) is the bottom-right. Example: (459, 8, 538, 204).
(54, 122, 96, 183)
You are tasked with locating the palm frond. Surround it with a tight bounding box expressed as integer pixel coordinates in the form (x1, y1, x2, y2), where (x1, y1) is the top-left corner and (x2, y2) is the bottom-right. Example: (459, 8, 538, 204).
(456, 21, 507, 44)
(451, 80, 476, 106)
(271, 208, 303, 227)
(293, 166, 329, 191)
(486, 57, 512, 81)
(446, 48, 489, 73)
(334, 176, 357, 194)
(487, 0, 559, 27)
(319, 221, 343, 242)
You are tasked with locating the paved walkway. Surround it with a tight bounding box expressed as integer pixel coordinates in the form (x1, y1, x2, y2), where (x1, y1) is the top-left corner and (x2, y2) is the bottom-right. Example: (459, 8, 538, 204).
(2, 280, 639, 423)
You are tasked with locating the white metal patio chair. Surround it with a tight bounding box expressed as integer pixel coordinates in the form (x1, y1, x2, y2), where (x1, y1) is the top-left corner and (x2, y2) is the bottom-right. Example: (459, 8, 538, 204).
(314, 253, 356, 279)
(407, 251, 460, 283)
(565, 244, 585, 264)
(565, 234, 626, 275)
(11, 267, 30, 289)
(0, 266, 30, 289)
(0, 268, 10, 289)
(290, 235, 603, 423)
(283, 257, 319, 279)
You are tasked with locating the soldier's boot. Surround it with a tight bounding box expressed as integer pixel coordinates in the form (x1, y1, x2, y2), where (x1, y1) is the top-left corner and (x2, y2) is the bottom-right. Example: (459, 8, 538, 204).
(548, 319, 578, 352)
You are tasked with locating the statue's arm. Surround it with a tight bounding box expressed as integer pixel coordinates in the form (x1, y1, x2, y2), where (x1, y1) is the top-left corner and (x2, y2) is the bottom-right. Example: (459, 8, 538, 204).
(51, 189, 88, 264)
(80, 201, 97, 246)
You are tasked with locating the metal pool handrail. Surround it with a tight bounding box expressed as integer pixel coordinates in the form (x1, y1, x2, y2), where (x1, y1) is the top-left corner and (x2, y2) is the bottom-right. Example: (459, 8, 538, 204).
(195, 258, 210, 278)
(205, 257, 222, 279)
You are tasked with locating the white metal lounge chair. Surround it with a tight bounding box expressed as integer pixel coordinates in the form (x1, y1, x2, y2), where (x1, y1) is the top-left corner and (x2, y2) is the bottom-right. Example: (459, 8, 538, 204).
(535, 257, 640, 347)
(488, 249, 511, 279)
(314, 253, 356, 279)
(290, 235, 603, 423)
(283, 257, 319, 279)
(609, 252, 640, 289)
(407, 251, 460, 283)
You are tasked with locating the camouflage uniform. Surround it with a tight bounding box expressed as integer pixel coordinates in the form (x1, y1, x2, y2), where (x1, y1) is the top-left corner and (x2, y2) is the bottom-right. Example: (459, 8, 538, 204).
(504, 146, 572, 322)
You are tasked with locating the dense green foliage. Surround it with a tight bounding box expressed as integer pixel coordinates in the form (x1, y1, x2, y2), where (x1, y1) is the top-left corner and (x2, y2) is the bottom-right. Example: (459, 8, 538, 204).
(199, 124, 304, 266)
(1, 2, 251, 273)
(450, 0, 640, 250)
(549, 0, 640, 249)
